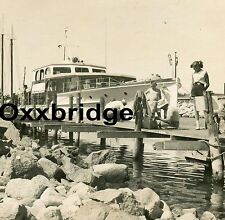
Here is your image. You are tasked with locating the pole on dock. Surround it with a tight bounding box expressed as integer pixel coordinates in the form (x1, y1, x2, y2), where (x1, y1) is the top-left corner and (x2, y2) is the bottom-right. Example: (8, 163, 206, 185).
(52, 92, 58, 145)
(69, 96, 74, 144)
(205, 91, 224, 182)
(100, 96, 106, 149)
(133, 90, 145, 159)
(32, 95, 37, 139)
(1, 33, 4, 104)
(74, 92, 81, 147)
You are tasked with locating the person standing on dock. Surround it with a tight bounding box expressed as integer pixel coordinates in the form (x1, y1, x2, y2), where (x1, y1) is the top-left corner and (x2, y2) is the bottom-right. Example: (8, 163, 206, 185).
(145, 81, 161, 118)
(190, 60, 210, 130)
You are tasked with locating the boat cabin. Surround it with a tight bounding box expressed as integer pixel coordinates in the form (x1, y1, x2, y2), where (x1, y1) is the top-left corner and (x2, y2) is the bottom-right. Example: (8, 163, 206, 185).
(31, 63, 136, 105)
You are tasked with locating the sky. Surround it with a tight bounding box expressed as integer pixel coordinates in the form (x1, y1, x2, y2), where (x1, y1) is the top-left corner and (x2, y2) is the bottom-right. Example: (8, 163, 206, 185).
(1, 0, 225, 94)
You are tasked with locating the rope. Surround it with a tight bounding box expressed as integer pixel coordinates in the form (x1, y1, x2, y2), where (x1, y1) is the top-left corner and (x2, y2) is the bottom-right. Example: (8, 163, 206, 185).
(198, 140, 221, 148)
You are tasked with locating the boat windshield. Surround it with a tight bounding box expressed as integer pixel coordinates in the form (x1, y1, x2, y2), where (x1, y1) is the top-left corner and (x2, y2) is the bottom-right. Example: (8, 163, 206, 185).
(53, 67, 71, 74)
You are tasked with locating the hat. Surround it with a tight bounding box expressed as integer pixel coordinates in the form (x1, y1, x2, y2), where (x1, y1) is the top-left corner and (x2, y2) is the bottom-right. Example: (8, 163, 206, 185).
(190, 60, 203, 68)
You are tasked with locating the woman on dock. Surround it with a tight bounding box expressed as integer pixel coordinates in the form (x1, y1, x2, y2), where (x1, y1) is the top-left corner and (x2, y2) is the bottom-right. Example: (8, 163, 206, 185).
(190, 60, 210, 130)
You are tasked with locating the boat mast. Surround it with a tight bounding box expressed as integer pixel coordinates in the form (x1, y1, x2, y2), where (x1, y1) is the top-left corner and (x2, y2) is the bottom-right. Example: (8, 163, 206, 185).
(174, 52, 178, 79)
(1, 33, 4, 104)
(64, 27, 68, 61)
(10, 25, 14, 99)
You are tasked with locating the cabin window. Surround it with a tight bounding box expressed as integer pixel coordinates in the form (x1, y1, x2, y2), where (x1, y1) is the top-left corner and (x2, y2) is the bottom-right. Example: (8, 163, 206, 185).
(92, 68, 106, 73)
(40, 69, 44, 80)
(35, 71, 39, 81)
(53, 67, 71, 74)
(45, 68, 50, 75)
(75, 67, 89, 72)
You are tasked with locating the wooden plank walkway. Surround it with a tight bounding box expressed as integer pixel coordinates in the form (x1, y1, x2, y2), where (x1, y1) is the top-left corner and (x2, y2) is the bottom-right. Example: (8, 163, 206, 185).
(17, 117, 225, 142)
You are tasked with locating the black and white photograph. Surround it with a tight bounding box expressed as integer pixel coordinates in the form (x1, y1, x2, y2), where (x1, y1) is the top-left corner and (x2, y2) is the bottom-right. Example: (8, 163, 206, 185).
(1, 0, 225, 219)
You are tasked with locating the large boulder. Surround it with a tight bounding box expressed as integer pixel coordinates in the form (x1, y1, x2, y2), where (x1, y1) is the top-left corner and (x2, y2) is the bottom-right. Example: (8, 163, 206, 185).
(10, 149, 44, 179)
(38, 158, 66, 181)
(90, 189, 123, 203)
(93, 163, 128, 183)
(29, 199, 46, 217)
(0, 197, 27, 220)
(105, 210, 145, 220)
(60, 193, 82, 219)
(68, 168, 106, 190)
(36, 206, 63, 220)
(68, 182, 95, 200)
(0, 139, 11, 156)
(73, 200, 110, 220)
(200, 211, 216, 220)
(40, 188, 65, 207)
(5, 176, 49, 206)
(177, 213, 199, 220)
(61, 156, 80, 181)
(134, 188, 163, 219)
(160, 200, 174, 220)
(0, 118, 21, 145)
(90, 189, 144, 216)
(84, 149, 116, 167)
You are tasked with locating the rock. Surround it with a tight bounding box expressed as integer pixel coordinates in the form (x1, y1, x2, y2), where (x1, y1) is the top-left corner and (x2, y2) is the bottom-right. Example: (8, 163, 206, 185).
(182, 208, 197, 216)
(171, 206, 183, 219)
(105, 210, 144, 220)
(84, 149, 116, 167)
(30, 199, 46, 217)
(32, 141, 40, 150)
(68, 182, 95, 200)
(69, 168, 106, 190)
(134, 188, 163, 220)
(5, 176, 48, 206)
(0, 197, 27, 220)
(39, 148, 52, 158)
(56, 185, 67, 196)
(0, 139, 10, 156)
(90, 189, 123, 203)
(177, 213, 199, 220)
(0, 156, 12, 179)
(10, 149, 44, 179)
(40, 188, 65, 207)
(36, 206, 63, 220)
(93, 163, 128, 183)
(20, 136, 32, 148)
(118, 192, 145, 216)
(38, 158, 66, 181)
(25, 206, 38, 220)
(73, 200, 110, 220)
(60, 194, 82, 219)
(160, 200, 174, 220)
(61, 156, 80, 180)
(200, 211, 216, 220)
(0, 176, 9, 186)
(0, 118, 21, 145)
(60, 179, 72, 191)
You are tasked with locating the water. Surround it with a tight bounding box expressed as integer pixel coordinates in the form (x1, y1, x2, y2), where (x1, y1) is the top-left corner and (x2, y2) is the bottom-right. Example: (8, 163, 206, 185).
(46, 132, 225, 219)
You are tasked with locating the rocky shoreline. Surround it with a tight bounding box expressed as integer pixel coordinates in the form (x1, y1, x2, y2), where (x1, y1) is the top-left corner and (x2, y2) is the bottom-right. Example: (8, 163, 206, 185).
(0, 120, 217, 220)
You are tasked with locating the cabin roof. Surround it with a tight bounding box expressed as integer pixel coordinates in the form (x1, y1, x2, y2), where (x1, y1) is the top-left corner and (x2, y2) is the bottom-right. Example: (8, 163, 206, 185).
(44, 72, 136, 79)
(33, 63, 106, 71)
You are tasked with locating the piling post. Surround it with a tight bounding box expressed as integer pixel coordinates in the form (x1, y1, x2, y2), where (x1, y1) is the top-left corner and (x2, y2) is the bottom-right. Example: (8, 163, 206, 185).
(69, 96, 74, 144)
(32, 95, 37, 139)
(133, 90, 144, 159)
(74, 92, 81, 147)
(205, 91, 224, 182)
(52, 92, 58, 145)
(100, 96, 106, 148)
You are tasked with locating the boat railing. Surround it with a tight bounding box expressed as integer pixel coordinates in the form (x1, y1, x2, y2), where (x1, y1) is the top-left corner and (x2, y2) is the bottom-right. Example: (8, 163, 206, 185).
(79, 77, 121, 90)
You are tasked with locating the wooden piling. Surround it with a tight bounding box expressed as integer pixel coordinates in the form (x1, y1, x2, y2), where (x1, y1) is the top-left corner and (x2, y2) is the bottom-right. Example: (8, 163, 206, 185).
(69, 96, 74, 144)
(52, 92, 58, 144)
(74, 92, 81, 147)
(133, 91, 145, 159)
(205, 91, 224, 182)
(32, 95, 37, 139)
(100, 96, 106, 148)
